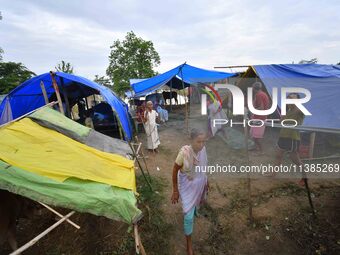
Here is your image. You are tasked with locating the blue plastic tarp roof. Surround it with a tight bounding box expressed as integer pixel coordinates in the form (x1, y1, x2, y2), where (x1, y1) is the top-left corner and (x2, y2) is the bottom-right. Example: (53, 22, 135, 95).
(130, 63, 236, 97)
(253, 64, 340, 131)
(0, 72, 133, 140)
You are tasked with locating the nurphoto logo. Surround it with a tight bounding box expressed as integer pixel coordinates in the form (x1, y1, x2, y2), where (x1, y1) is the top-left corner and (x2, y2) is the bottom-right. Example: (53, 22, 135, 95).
(201, 84, 312, 128)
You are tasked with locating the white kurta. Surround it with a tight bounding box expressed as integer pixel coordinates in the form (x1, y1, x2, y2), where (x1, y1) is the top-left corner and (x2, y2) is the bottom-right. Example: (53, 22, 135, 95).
(144, 110, 160, 149)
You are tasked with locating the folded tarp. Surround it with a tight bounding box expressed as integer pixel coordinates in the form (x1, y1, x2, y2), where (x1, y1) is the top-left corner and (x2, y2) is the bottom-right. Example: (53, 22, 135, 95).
(0, 118, 136, 191)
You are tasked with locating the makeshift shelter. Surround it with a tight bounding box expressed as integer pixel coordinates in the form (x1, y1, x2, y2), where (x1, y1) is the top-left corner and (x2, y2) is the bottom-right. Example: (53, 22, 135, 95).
(0, 106, 141, 223)
(238, 64, 340, 133)
(0, 105, 144, 253)
(128, 63, 236, 98)
(0, 72, 133, 140)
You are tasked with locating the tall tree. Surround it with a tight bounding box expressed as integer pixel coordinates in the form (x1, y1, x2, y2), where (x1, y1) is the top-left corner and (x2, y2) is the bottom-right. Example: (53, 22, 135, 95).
(0, 62, 35, 94)
(94, 75, 112, 88)
(106, 31, 160, 96)
(55, 60, 74, 74)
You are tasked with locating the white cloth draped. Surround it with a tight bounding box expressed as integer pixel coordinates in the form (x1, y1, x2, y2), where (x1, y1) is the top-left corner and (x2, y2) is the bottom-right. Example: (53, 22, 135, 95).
(144, 110, 160, 149)
(178, 145, 208, 214)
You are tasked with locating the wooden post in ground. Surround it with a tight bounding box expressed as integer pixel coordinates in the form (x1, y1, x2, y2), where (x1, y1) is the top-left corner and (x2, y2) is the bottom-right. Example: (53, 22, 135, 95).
(170, 80, 173, 112)
(304, 132, 316, 217)
(179, 65, 188, 133)
(134, 224, 146, 255)
(308, 132, 316, 158)
(243, 114, 253, 223)
(135, 135, 151, 179)
(49, 71, 64, 115)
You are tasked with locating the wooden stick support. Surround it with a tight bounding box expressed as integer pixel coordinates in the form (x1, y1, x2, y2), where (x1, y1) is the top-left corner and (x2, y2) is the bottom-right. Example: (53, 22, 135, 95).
(60, 77, 71, 118)
(243, 114, 253, 223)
(179, 66, 189, 133)
(308, 132, 316, 158)
(38, 202, 80, 229)
(40, 81, 49, 104)
(49, 71, 65, 115)
(304, 132, 317, 218)
(134, 136, 152, 178)
(129, 142, 153, 191)
(10, 211, 75, 255)
(134, 224, 146, 255)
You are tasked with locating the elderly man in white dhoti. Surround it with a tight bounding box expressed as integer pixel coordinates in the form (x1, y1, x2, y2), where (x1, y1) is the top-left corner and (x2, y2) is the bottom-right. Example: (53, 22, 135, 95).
(171, 128, 209, 255)
(144, 101, 160, 152)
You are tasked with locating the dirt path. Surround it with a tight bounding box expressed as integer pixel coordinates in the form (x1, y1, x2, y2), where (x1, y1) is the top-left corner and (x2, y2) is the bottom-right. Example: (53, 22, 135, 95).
(139, 109, 340, 255)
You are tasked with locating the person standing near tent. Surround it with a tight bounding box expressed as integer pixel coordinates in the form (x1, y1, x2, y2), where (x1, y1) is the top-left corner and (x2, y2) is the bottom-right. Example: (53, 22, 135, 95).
(144, 101, 160, 152)
(171, 128, 209, 255)
(249, 82, 270, 153)
(274, 93, 305, 181)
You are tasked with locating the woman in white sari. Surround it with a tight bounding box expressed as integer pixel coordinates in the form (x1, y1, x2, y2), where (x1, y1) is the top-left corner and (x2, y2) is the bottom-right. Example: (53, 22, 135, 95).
(171, 128, 209, 255)
(144, 101, 160, 152)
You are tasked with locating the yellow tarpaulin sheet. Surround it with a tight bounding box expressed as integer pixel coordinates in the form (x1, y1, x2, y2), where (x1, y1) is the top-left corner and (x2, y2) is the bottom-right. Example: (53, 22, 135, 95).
(0, 118, 136, 191)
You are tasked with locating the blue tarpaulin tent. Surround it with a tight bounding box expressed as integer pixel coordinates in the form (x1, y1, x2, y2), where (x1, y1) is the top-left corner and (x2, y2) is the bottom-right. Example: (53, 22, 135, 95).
(252, 64, 340, 132)
(129, 63, 236, 97)
(0, 72, 133, 140)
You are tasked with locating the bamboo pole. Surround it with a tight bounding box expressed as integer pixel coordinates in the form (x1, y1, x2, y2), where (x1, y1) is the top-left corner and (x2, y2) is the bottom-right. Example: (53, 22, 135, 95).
(10, 211, 75, 255)
(129, 141, 153, 191)
(40, 81, 49, 104)
(214, 65, 251, 69)
(49, 71, 64, 115)
(303, 132, 317, 218)
(38, 202, 80, 229)
(308, 132, 316, 158)
(170, 80, 173, 112)
(243, 114, 253, 223)
(118, 120, 123, 140)
(135, 136, 151, 178)
(60, 77, 71, 118)
(134, 224, 146, 255)
(179, 65, 188, 133)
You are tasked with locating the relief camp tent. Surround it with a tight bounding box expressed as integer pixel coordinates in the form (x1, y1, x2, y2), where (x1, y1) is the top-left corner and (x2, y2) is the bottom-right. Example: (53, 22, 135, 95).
(0, 72, 133, 140)
(0, 105, 141, 224)
(128, 63, 236, 98)
(239, 64, 340, 133)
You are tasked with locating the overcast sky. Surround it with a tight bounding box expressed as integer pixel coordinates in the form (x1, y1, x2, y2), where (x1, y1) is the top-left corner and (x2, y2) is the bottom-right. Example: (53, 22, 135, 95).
(1, 0, 339, 79)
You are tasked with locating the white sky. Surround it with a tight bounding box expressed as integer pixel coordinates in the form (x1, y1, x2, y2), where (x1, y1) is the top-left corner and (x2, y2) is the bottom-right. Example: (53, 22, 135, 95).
(0, 0, 339, 79)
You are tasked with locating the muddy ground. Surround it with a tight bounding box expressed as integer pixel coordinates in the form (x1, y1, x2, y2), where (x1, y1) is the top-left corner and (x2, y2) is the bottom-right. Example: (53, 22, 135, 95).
(1, 105, 339, 255)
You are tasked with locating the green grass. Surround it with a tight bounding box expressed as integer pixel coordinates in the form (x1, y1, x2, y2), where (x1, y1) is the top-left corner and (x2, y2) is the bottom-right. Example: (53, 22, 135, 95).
(135, 175, 174, 255)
